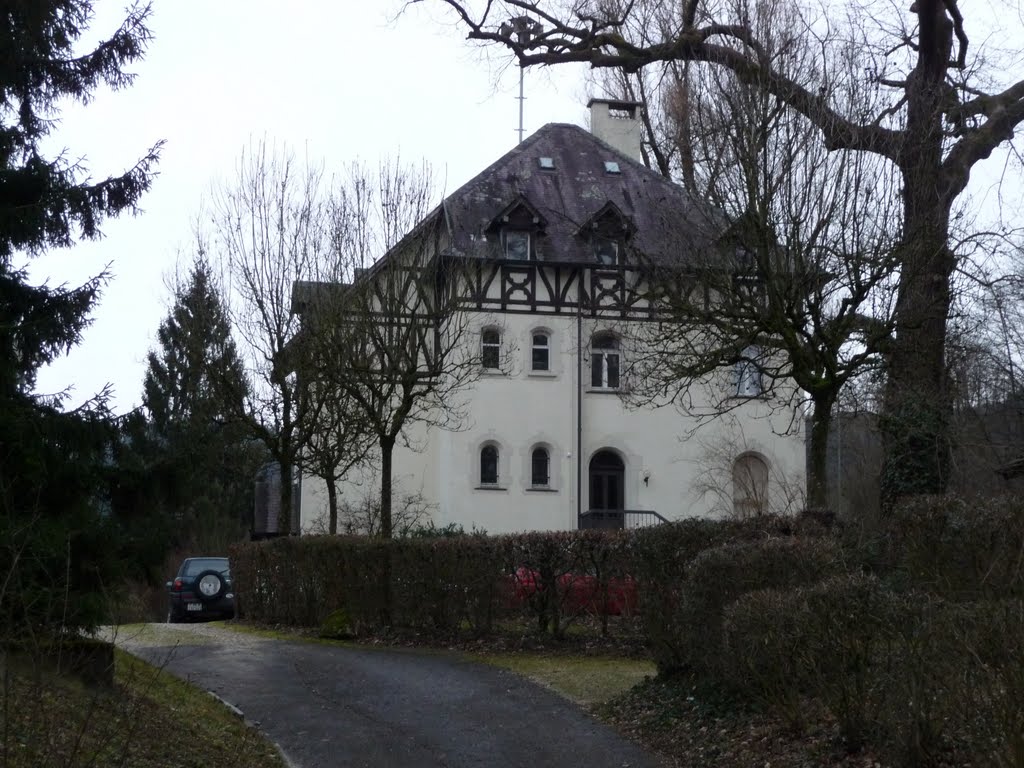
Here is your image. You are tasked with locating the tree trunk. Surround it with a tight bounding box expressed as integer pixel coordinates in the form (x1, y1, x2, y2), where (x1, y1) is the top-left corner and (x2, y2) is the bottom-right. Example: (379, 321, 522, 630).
(881, 21, 956, 502)
(379, 435, 395, 538)
(279, 456, 293, 535)
(807, 396, 835, 511)
(326, 478, 338, 535)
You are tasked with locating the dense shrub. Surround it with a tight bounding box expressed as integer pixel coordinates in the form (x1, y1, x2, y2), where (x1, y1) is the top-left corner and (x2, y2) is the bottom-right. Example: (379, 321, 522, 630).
(853, 494, 1024, 600)
(950, 599, 1024, 767)
(722, 587, 808, 730)
(638, 530, 843, 675)
(726, 573, 968, 763)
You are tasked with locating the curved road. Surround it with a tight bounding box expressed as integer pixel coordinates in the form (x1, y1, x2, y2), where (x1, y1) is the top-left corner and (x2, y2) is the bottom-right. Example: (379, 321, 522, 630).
(114, 624, 659, 768)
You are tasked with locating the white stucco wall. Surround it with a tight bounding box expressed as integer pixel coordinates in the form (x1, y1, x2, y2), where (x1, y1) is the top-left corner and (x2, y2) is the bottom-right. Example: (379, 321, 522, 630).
(300, 310, 807, 534)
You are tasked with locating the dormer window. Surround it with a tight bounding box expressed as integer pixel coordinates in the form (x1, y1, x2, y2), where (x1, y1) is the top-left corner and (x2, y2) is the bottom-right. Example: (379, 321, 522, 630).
(503, 230, 531, 260)
(487, 196, 547, 261)
(594, 237, 620, 266)
(578, 202, 634, 266)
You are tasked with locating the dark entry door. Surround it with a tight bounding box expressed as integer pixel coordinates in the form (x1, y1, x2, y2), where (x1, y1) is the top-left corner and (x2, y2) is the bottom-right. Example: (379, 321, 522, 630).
(589, 450, 625, 511)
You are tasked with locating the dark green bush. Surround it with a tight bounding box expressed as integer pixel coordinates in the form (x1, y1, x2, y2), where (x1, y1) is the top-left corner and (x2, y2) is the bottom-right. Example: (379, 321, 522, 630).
(638, 531, 843, 675)
(629, 515, 833, 673)
(854, 494, 1024, 600)
(730, 573, 962, 762)
(949, 599, 1024, 768)
(722, 587, 809, 730)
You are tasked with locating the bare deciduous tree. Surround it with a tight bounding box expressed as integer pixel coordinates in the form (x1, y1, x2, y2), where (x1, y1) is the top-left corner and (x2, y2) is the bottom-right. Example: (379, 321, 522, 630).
(207, 140, 339, 534)
(294, 160, 490, 538)
(606, 1, 902, 509)
(422, 0, 1024, 500)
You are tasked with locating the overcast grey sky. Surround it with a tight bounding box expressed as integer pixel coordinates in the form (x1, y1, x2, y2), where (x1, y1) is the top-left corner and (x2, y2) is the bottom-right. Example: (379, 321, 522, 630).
(29, 0, 588, 412)
(27, 1, 1024, 414)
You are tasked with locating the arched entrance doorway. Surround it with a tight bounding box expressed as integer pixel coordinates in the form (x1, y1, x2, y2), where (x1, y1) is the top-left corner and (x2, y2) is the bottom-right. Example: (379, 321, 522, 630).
(589, 450, 625, 512)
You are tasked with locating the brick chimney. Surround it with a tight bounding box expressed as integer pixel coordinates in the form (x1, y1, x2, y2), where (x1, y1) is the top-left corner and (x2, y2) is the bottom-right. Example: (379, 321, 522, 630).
(587, 98, 644, 162)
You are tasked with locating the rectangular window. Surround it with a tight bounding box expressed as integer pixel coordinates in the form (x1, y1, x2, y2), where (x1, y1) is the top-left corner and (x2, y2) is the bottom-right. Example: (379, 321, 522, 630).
(504, 230, 530, 260)
(594, 237, 619, 265)
(531, 333, 549, 371)
(482, 329, 500, 370)
(531, 449, 549, 487)
(591, 352, 620, 389)
(481, 446, 499, 485)
(735, 345, 763, 397)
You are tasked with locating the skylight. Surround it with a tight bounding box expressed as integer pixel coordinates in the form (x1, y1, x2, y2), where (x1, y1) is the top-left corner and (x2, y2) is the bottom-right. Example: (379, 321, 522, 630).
(538, 156, 555, 169)
(604, 160, 621, 174)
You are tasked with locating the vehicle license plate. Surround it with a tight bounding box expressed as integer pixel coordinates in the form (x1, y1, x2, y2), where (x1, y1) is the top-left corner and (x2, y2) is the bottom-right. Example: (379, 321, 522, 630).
(187, 603, 202, 611)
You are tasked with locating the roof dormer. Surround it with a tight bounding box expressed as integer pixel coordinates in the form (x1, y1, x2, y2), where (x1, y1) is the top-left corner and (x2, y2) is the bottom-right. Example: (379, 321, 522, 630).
(486, 195, 548, 260)
(577, 201, 635, 265)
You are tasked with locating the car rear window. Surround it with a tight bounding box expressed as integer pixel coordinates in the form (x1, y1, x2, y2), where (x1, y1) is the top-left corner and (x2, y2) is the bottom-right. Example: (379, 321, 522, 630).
(183, 558, 230, 577)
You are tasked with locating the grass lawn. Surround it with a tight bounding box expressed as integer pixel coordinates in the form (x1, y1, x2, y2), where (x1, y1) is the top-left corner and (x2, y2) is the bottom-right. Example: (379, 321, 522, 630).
(469, 652, 655, 708)
(0, 648, 284, 768)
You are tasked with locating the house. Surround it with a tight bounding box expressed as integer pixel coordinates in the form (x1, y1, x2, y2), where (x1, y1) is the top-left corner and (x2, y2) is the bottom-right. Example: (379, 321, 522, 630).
(296, 100, 806, 535)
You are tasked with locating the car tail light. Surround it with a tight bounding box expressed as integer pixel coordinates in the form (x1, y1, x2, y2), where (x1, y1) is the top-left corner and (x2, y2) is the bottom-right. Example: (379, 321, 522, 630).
(173, 578, 184, 591)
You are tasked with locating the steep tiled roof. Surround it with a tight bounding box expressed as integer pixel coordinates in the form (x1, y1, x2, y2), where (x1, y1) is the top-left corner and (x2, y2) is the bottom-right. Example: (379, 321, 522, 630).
(440, 122, 719, 265)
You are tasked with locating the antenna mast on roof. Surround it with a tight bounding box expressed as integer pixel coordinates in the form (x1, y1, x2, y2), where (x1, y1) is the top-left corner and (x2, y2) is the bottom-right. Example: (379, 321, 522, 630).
(498, 16, 543, 144)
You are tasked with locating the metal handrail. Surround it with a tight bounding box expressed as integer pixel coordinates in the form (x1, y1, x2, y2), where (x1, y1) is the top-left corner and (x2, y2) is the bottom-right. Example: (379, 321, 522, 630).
(578, 509, 668, 530)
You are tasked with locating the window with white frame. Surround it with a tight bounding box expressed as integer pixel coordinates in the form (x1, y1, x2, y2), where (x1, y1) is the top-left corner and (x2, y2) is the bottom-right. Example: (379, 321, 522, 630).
(735, 345, 763, 397)
(481, 328, 501, 370)
(591, 333, 620, 389)
(594, 236, 620, 266)
(530, 447, 550, 487)
(503, 230, 530, 260)
(531, 332, 550, 371)
(480, 445, 499, 485)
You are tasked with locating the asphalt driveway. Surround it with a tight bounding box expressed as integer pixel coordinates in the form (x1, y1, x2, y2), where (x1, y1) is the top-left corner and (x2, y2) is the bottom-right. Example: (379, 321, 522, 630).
(113, 624, 659, 768)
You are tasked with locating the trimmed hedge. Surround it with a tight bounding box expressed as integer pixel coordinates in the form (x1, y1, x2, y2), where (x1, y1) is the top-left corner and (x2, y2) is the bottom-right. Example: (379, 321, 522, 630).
(229, 530, 633, 636)
(723, 575, 1024, 765)
(629, 515, 838, 675)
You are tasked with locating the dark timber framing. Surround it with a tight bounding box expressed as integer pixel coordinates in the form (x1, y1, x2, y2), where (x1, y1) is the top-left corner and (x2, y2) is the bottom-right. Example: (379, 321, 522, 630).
(445, 256, 658, 319)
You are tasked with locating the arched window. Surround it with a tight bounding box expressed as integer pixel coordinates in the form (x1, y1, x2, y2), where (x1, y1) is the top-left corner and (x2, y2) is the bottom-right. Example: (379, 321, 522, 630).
(735, 345, 763, 397)
(480, 445, 499, 485)
(531, 332, 550, 371)
(531, 447, 550, 487)
(591, 333, 620, 389)
(733, 453, 769, 517)
(481, 328, 500, 370)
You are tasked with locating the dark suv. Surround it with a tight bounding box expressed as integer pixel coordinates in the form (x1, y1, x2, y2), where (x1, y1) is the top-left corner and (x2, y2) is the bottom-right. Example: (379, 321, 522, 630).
(167, 557, 235, 622)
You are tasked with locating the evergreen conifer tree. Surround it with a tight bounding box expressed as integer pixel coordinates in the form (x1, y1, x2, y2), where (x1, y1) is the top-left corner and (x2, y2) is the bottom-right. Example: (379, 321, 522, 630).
(141, 257, 261, 549)
(0, 1, 162, 634)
